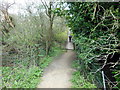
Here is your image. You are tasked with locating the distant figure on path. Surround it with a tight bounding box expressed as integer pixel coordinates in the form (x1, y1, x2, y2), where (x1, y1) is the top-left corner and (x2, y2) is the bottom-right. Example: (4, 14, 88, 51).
(69, 35, 72, 42)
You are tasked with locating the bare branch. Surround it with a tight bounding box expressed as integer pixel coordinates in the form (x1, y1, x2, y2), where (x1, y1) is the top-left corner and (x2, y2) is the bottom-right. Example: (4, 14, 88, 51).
(111, 59, 120, 68)
(93, 54, 109, 73)
(41, 0, 49, 17)
(110, 9, 117, 19)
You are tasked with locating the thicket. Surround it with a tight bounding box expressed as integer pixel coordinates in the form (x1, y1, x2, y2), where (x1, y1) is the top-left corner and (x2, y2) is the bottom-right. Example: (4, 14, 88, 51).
(0, 1, 67, 88)
(63, 2, 120, 89)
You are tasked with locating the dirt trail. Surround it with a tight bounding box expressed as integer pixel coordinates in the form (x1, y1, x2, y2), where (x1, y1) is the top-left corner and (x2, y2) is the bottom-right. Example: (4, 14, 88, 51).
(37, 42, 76, 88)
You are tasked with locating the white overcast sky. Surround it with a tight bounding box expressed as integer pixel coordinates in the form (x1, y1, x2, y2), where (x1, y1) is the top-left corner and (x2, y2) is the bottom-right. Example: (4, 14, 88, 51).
(1, 0, 47, 14)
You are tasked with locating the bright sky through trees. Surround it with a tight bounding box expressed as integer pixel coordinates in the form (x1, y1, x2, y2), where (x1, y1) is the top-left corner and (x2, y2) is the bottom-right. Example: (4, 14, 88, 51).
(1, 0, 69, 15)
(1, 0, 43, 14)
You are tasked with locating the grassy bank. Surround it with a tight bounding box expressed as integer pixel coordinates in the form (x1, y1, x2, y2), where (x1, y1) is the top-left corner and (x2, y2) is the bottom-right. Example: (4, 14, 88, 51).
(71, 60, 97, 88)
(2, 46, 63, 88)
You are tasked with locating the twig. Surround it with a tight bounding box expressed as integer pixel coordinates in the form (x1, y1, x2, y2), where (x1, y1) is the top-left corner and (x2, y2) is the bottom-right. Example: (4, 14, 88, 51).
(111, 59, 120, 68)
(94, 54, 109, 73)
(110, 9, 117, 19)
(41, 0, 49, 17)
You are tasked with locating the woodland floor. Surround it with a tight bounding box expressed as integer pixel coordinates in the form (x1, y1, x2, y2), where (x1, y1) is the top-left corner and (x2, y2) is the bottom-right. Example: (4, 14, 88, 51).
(37, 42, 76, 88)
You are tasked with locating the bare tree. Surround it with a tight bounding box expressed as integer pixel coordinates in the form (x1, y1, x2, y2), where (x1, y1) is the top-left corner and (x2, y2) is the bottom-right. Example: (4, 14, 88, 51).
(0, 2, 15, 28)
(0, 2, 15, 45)
(41, 0, 56, 55)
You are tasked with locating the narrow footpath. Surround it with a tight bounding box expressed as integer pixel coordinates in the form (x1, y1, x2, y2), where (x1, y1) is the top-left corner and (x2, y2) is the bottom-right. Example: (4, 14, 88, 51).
(37, 42, 76, 88)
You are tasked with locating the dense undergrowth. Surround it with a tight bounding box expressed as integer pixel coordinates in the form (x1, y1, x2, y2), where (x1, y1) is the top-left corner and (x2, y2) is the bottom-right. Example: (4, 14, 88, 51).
(62, 2, 120, 89)
(71, 60, 97, 88)
(0, 1, 68, 88)
(2, 46, 63, 88)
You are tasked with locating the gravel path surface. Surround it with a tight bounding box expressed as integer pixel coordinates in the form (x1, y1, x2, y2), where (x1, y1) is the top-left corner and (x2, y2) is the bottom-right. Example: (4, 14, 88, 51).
(37, 42, 76, 88)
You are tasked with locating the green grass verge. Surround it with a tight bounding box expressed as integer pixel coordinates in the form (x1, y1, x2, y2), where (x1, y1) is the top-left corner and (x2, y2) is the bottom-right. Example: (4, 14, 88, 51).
(71, 60, 97, 88)
(2, 46, 63, 88)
